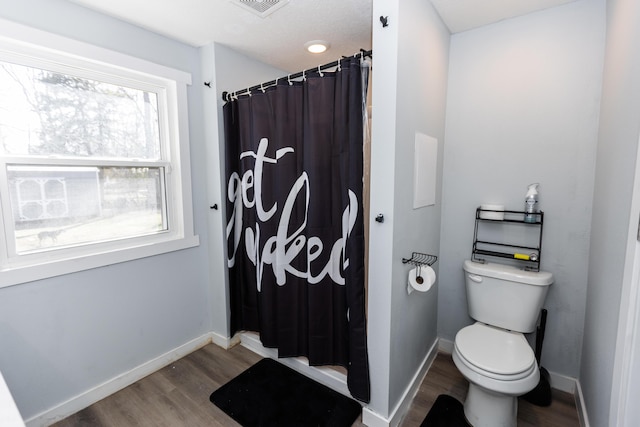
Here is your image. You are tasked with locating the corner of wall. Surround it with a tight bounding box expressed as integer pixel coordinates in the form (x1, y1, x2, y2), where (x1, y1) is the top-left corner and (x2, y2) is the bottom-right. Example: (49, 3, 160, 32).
(362, 337, 439, 427)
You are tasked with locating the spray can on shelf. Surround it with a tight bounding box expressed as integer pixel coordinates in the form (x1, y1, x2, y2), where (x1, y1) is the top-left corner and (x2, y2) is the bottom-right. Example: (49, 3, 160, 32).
(524, 183, 539, 223)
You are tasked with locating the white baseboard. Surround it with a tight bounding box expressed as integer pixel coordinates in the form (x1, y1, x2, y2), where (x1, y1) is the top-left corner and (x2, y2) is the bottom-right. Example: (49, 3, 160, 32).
(211, 330, 241, 349)
(548, 370, 576, 394)
(26, 333, 213, 427)
(438, 337, 589, 425)
(23, 330, 591, 427)
(438, 337, 454, 354)
(243, 332, 441, 427)
(239, 332, 351, 397)
(361, 408, 389, 427)
(575, 379, 590, 427)
(362, 337, 439, 427)
(438, 337, 576, 393)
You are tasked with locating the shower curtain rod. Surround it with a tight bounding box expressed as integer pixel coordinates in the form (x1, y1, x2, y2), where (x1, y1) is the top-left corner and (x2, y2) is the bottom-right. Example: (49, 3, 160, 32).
(220, 49, 372, 102)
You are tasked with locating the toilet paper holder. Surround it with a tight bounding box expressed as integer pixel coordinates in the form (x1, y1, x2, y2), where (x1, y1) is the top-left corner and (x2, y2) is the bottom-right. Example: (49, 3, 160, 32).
(402, 251, 438, 267)
(404, 252, 437, 293)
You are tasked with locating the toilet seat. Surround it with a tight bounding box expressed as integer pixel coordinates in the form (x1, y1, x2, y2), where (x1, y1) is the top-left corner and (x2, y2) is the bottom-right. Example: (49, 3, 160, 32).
(454, 323, 537, 381)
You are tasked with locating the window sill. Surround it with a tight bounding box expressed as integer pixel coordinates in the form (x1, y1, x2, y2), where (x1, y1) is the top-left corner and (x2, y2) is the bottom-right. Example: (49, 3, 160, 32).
(0, 234, 200, 288)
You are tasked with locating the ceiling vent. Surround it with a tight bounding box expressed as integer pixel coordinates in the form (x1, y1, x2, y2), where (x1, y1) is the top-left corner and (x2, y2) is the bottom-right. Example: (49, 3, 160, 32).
(230, 0, 290, 18)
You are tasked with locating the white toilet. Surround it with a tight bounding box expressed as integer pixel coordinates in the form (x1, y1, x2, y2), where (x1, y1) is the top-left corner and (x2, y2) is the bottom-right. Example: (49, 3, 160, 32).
(452, 260, 553, 427)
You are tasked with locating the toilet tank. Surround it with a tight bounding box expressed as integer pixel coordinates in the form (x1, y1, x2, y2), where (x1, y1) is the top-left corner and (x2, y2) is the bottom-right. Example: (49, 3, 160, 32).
(463, 260, 553, 333)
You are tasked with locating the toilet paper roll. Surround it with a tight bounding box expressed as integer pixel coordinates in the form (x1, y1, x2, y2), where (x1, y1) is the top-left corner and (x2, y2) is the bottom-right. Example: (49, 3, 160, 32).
(407, 266, 436, 294)
(479, 204, 505, 220)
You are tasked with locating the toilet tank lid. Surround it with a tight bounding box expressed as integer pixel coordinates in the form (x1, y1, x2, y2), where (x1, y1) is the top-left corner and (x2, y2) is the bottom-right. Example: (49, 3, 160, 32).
(463, 260, 553, 286)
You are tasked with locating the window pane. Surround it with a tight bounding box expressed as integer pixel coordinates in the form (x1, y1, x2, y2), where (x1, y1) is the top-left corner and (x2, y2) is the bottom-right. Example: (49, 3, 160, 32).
(7, 165, 167, 254)
(0, 61, 161, 159)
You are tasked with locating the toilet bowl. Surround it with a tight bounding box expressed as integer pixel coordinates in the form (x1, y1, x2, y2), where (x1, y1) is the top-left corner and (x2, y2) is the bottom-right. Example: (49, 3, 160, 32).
(453, 323, 540, 427)
(454, 261, 553, 427)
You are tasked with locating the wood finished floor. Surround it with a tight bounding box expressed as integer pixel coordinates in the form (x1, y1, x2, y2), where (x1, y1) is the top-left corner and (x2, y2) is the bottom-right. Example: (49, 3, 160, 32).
(53, 343, 580, 427)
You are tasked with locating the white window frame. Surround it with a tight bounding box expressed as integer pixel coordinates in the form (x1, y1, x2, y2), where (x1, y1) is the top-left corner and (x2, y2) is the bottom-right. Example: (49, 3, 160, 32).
(0, 18, 199, 288)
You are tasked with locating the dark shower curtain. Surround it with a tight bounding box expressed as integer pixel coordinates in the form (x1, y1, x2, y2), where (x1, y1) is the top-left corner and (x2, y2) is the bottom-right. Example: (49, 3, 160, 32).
(223, 56, 370, 402)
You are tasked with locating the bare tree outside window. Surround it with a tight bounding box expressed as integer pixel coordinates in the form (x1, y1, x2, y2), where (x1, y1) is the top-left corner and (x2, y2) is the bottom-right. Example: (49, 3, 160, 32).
(0, 61, 167, 254)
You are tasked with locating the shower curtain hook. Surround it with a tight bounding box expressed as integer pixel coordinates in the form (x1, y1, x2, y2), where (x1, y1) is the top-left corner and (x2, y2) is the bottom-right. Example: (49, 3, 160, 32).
(338, 60, 341, 72)
(302, 70, 306, 81)
(318, 65, 324, 77)
(288, 74, 293, 85)
(260, 83, 265, 93)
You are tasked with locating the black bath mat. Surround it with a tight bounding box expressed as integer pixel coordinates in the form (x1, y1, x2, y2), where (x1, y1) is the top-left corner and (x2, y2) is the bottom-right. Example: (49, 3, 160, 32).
(420, 394, 470, 427)
(210, 358, 361, 427)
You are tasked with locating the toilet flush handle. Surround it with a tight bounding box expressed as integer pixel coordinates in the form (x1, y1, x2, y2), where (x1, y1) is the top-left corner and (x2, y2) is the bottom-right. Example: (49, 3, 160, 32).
(468, 274, 483, 283)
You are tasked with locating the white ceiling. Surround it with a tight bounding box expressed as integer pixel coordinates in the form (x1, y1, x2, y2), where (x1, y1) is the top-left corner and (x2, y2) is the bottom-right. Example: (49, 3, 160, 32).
(67, 0, 373, 72)
(430, 0, 578, 33)
(66, 0, 579, 73)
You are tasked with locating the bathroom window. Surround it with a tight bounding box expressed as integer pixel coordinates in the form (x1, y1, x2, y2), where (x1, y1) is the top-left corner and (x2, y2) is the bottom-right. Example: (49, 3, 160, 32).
(0, 20, 198, 287)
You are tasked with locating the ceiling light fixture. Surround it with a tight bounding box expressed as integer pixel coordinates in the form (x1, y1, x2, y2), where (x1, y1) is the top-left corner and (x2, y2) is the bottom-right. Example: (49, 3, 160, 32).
(305, 40, 330, 54)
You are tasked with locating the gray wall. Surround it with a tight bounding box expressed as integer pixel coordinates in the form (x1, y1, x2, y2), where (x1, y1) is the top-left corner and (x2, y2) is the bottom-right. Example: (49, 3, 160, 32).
(387, 0, 449, 412)
(0, 0, 212, 421)
(581, 0, 640, 425)
(438, 0, 605, 379)
(368, 0, 449, 417)
(3, 0, 628, 425)
(200, 43, 286, 338)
